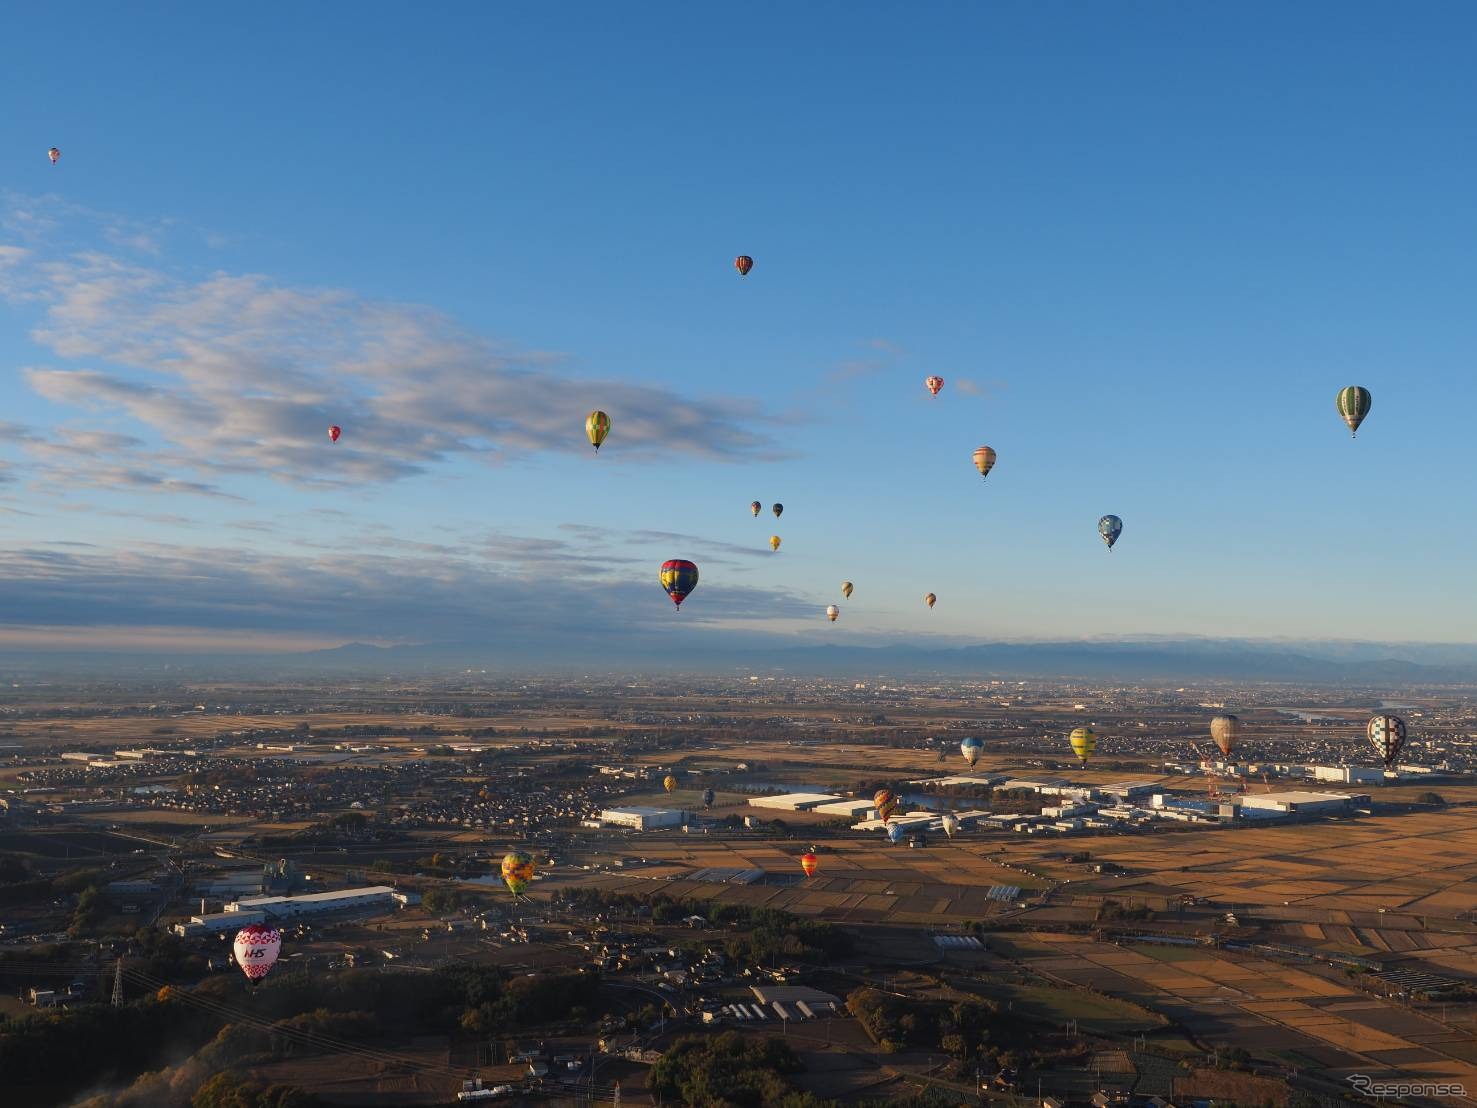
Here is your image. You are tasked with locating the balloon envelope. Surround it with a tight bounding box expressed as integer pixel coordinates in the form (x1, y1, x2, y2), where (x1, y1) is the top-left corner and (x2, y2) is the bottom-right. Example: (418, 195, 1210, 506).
(1098, 515, 1122, 550)
(841, 581, 853, 599)
(1367, 714, 1406, 770)
(701, 788, 715, 808)
(941, 813, 960, 839)
(48, 147, 60, 164)
(663, 774, 677, 792)
(887, 823, 904, 844)
(750, 500, 762, 516)
(925, 375, 944, 396)
(585, 410, 610, 451)
(925, 593, 936, 609)
(501, 851, 535, 896)
(961, 737, 983, 766)
(800, 851, 818, 877)
(328, 425, 341, 443)
(772, 503, 783, 518)
(1069, 727, 1097, 765)
(735, 255, 753, 276)
(1210, 714, 1242, 757)
(873, 788, 899, 823)
(1337, 386, 1372, 437)
(826, 605, 840, 622)
(233, 924, 281, 981)
(973, 446, 997, 479)
(660, 560, 699, 608)
(769, 535, 781, 552)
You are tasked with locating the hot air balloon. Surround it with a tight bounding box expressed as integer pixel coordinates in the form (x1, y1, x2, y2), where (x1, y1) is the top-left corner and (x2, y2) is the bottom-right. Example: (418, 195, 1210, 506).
(925, 593, 937, 610)
(585, 410, 610, 451)
(1069, 727, 1097, 767)
(750, 500, 762, 517)
(769, 535, 781, 552)
(735, 255, 753, 277)
(941, 813, 959, 839)
(841, 581, 853, 599)
(772, 503, 783, 518)
(887, 822, 904, 844)
(660, 560, 699, 609)
(925, 375, 944, 397)
(701, 788, 715, 809)
(972, 446, 997, 480)
(961, 736, 983, 767)
(501, 850, 535, 896)
(873, 788, 899, 824)
(1210, 714, 1243, 758)
(328, 425, 341, 443)
(800, 850, 818, 877)
(1367, 714, 1406, 771)
(1099, 515, 1122, 552)
(233, 924, 281, 982)
(663, 774, 677, 793)
(1337, 386, 1371, 438)
(826, 605, 840, 622)
(48, 147, 60, 165)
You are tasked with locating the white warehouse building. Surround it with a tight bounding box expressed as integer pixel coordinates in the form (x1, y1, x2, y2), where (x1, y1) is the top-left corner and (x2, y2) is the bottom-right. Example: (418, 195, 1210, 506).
(600, 807, 685, 831)
(747, 793, 841, 812)
(1236, 791, 1365, 817)
(226, 886, 399, 920)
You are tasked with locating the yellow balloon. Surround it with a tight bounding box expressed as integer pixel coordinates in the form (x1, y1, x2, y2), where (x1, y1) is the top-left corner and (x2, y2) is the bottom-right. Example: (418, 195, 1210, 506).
(1069, 727, 1097, 766)
(769, 535, 781, 552)
(585, 410, 610, 451)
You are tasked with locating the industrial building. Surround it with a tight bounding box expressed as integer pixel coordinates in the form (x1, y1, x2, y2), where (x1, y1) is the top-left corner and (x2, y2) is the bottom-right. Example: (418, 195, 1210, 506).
(1312, 766, 1385, 785)
(1236, 791, 1365, 817)
(227, 886, 399, 919)
(173, 909, 267, 937)
(811, 799, 876, 818)
(599, 806, 685, 831)
(747, 793, 842, 812)
(913, 773, 1010, 788)
(1096, 781, 1159, 801)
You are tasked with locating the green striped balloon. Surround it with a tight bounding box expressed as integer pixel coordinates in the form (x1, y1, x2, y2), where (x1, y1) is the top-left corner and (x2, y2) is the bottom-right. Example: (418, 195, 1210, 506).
(1336, 386, 1371, 438)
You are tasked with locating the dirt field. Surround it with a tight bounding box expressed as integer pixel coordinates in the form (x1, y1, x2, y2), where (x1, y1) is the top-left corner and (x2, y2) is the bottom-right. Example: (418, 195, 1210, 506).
(982, 930, 1477, 1097)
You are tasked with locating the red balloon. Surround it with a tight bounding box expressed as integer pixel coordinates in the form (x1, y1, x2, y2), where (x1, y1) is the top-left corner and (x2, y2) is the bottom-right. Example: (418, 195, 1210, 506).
(925, 375, 944, 397)
(734, 255, 754, 277)
(327, 425, 341, 443)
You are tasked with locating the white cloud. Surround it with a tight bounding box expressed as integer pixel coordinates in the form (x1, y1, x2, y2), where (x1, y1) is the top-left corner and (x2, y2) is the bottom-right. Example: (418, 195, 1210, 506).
(0, 201, 793, 493)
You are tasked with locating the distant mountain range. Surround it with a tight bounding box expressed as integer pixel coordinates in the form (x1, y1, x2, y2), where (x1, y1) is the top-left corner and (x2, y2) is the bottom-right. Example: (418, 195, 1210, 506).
(7, 636, 1477, 684)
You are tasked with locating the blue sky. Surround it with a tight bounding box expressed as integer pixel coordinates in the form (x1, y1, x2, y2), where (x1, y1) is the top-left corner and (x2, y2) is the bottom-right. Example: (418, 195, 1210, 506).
(1, 3, 1476, 653)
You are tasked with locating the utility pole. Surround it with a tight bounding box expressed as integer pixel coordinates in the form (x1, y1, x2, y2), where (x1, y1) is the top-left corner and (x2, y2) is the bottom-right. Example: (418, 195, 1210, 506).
(111, 958, 124, 1007)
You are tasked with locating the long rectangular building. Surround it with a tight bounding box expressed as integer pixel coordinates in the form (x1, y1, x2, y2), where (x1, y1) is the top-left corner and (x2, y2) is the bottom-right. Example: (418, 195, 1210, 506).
(747, 793, 842, 812)
(600, 807, 684, 830)
(227, 886, 398, 919)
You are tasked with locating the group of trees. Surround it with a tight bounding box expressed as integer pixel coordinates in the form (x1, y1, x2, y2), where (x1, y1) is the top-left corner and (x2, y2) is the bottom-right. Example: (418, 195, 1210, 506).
(3, 957, 601, 1107)
(650, 1033, 973, 1108)
(558, 889, 854, 965)
(650, 1033, 812, 1107)
(846, 988, 1002, 1063)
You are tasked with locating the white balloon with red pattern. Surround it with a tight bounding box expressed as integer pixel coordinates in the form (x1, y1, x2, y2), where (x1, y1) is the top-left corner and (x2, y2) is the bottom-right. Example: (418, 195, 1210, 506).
(233, 924, 281, 981)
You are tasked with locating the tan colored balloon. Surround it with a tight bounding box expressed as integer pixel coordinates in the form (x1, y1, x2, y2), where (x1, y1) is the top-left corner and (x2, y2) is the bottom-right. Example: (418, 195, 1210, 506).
(841, 581, 853, 599)
(924, 593, 936, 609)
(1210, 714, 1243, 757)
